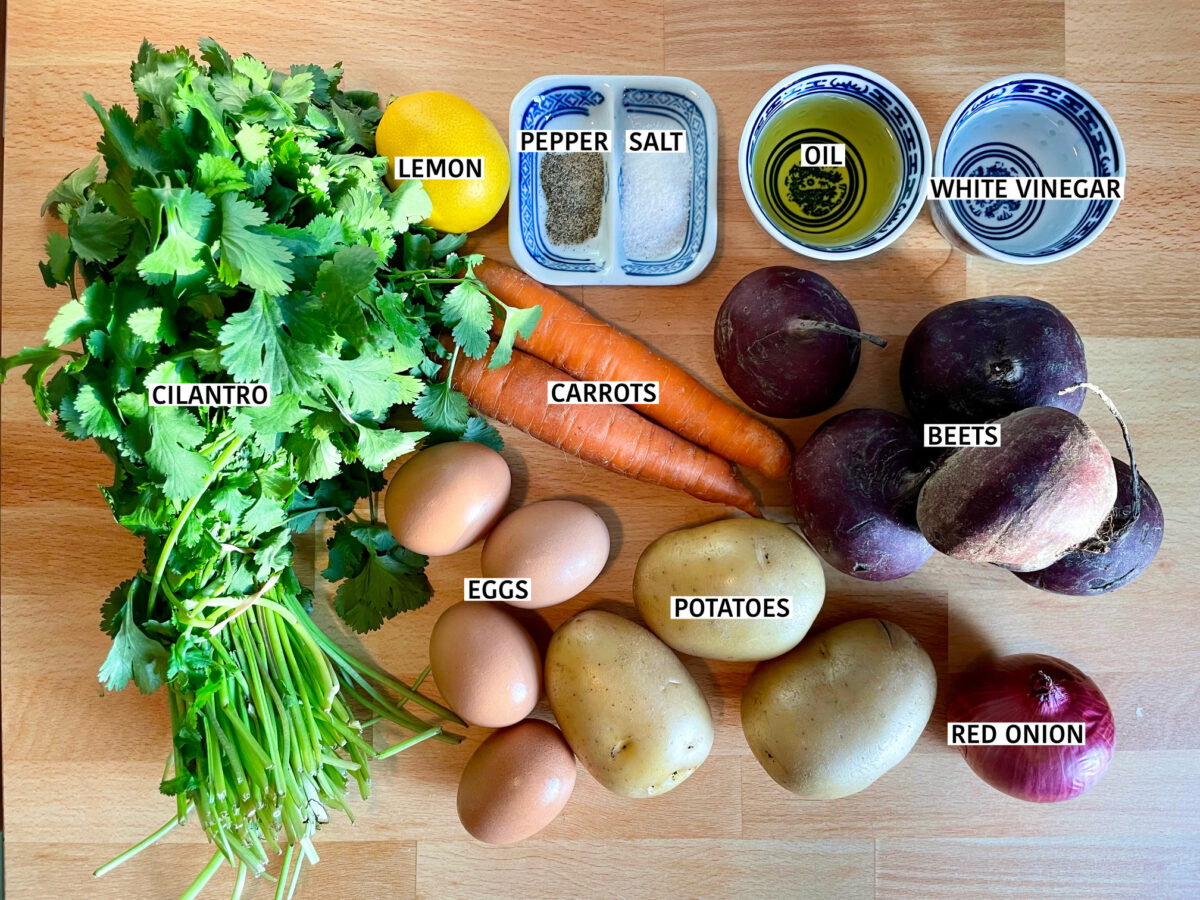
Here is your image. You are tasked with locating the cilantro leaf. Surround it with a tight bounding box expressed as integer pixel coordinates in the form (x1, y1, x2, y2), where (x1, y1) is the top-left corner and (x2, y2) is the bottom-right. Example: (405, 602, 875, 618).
(441, 281, 492, 358)
(463, 416, 503, 450)
(314, 245, 377, 342)
(287, 427, 342, 481)
(219, 291, 320, 394)
(489, 304, 541, 369)
(215, 194, 293, 294)
(321, 348, 405, 418)
(383, 180, 432, 230)
(74, 383, 122, 439)
(355, 424, 424, 471)
(0, 345, 66, 422)
(234, 123, 270, 162)
(324, 520, 431, 632)
(42, 156, 100, 216)
(146, 406, 211, 501)
(413, 379, 468, 433)
(39, 232, 75, 287)
(135, 187, 213, 283)
(194, 153, 251, 196)
(127, 307, 178, 346)
(70, 201, 133, 264)
(99, 600, 168, 693)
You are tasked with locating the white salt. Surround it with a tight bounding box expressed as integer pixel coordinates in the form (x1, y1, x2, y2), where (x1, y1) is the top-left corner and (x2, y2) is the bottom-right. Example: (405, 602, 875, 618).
(620, 149, 692, 261)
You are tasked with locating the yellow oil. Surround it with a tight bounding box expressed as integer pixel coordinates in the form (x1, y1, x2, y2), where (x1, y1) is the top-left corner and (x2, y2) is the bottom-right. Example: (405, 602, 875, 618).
(752, 93, 903, 248)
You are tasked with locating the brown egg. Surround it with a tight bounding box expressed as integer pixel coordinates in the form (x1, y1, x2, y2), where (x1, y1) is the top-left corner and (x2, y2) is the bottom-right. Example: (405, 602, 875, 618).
(384, 441, 511, 556)
(429, 602, 540, 727)
(457, 719, 577, 844)
(480, 500, 611, 609)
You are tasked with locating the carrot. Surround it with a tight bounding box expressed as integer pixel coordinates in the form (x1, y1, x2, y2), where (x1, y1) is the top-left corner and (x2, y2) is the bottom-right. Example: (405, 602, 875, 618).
(452, 344, 761, 516)
(476, 258, 792, 479)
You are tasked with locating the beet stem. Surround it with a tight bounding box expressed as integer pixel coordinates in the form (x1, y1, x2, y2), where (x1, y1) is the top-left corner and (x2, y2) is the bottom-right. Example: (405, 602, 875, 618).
(785, 318, 889, 348)
(1057, 381, 1141, 525)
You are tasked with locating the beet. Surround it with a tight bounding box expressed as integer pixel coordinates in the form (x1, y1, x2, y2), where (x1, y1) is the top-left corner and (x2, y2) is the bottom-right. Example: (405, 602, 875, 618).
(901, 296, 1086, 424)
(791, 409, 935, 580)
(1015, 459, 1163, 594)
(916, 406, 1117, 572)
(715, 267, 883, 418)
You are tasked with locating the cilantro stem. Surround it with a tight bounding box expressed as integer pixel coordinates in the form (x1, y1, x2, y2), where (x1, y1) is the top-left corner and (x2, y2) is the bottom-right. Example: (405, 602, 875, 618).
(179, 850, 224, 900)
(93, 807, 191, 877)
(148, 433, 246, 616)
(230, 863, 248, 900)
(274, 844, 295, 900)
(282, 505, 340, 525)
(376, 726, 442, 760)
(285, 852, 304, 900)
(277, 590, 462, 723)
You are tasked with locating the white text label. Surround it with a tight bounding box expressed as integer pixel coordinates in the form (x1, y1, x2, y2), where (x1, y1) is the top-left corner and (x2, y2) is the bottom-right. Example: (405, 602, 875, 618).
(464, 578, 532, 602)
(519, 130, 611, 153)
(392, 157, 484, 180)
(149, 383, 270, 407)
(671, 597, 792, 619)
(547, 381, 659, 405)
(948, 722, 1087, 746)
(924, 423, 1001, 448)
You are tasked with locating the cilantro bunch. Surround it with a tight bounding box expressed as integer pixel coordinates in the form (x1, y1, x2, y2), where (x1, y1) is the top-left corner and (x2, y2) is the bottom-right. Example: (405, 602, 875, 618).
(1, 38, 538, 896)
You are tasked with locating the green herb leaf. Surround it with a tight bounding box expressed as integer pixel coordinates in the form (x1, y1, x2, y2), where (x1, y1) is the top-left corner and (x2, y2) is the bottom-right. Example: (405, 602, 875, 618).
(441, 281, 492, 358)
(146, 406, 212, 501)
(489, 304, 542, 369)
(324, 520, 431, 632)
(215, 193, 293, 293)
(99, 600, 168, 693)
(413, 379, 468, 433)
(42, 156, 100, 216)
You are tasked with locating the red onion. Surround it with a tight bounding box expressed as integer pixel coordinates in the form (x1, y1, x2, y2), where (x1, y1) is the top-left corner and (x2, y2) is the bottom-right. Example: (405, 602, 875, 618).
(946, 654, 1115, 802)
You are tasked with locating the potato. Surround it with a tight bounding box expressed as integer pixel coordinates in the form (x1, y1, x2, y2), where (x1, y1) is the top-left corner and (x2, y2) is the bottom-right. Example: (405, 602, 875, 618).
(545, 610, 713, 798)
(634, 519, 824, 662)
(741, 618, 936, 798)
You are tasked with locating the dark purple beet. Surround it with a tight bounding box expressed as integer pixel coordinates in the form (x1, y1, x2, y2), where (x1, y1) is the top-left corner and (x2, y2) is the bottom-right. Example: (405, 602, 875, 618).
(1015, 459, 1163, 595)
(791, 408, 935, 581)
(901, 296, 1086, 424)
(715, 267, 880, 418)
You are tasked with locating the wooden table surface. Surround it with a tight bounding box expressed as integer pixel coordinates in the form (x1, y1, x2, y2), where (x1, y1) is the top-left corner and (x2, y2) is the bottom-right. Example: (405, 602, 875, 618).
(3, 1, 1199, 897)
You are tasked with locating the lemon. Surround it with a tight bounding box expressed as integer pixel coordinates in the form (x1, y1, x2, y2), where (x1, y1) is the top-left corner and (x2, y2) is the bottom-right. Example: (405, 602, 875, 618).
(376, 91, 510, 234)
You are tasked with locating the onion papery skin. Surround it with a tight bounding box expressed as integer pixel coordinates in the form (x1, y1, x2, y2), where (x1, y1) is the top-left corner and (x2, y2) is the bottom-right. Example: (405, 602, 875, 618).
(947, 654, 1115, 802)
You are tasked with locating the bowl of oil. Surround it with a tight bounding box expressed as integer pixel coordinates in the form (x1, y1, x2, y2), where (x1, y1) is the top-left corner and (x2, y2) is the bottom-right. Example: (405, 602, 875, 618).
(739, 65, 931, 260)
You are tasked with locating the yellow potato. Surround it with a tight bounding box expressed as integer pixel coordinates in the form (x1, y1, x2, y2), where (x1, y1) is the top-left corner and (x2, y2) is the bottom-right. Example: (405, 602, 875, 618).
(545, 610, 713, 798)
(741, 618, 936, 798)
(634, 519, 825, 662)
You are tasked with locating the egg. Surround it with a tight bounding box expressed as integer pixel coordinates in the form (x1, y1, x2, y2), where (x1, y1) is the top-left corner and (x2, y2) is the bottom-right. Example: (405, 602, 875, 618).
(384, 441, 511, 556)
(429, 602, 541, 727)
(457, 719, 577, 844)
(480, 500, 610, 609)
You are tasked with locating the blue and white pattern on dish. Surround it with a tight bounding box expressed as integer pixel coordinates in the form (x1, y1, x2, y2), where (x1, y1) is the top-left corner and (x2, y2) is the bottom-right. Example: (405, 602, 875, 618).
(940, 77, 1123, 259)
(620, 88, 707, 276)
(516, 86, 607, 272)
(952, 144, 1044, 240)
(743, 69, 927, 255)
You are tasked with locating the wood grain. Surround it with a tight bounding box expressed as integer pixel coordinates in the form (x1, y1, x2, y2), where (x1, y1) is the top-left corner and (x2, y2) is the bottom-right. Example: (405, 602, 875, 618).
(3, 1, 1198, 898)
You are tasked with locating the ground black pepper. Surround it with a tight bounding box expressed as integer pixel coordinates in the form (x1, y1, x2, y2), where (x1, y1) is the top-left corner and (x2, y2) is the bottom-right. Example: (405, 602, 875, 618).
(540, 152, 605, 245)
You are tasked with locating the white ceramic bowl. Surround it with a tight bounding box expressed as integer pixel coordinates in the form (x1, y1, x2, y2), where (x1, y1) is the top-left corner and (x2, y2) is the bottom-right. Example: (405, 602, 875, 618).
(931, 73, 1125, 264)
(738, 64, 932, 261)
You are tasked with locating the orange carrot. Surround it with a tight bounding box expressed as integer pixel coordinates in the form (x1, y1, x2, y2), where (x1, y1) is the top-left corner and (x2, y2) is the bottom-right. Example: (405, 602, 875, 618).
(452, 344, 761, 516)
(476, 258, 792, 479)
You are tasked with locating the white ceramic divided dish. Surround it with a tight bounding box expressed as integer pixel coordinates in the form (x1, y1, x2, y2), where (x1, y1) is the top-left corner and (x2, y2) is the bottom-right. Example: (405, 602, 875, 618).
(738, 64, 931, 261)
(509, 75, 718, 286)
(931, 73, 1125, 264)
